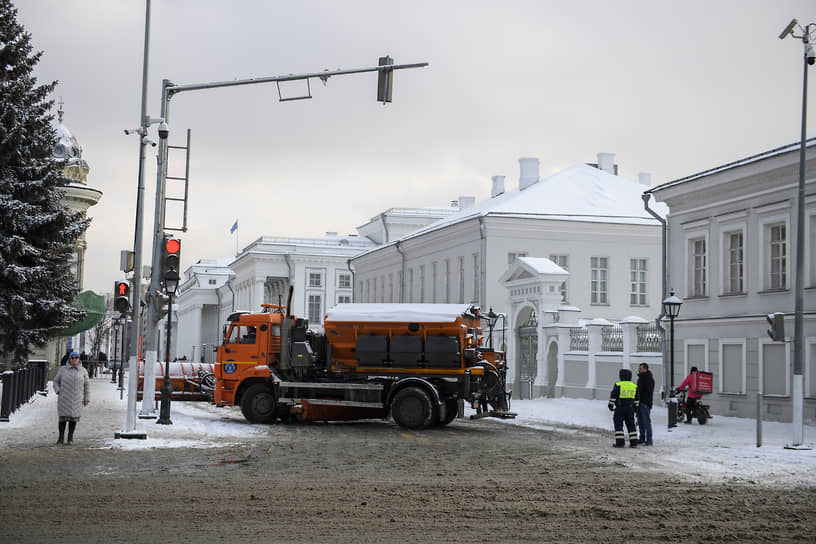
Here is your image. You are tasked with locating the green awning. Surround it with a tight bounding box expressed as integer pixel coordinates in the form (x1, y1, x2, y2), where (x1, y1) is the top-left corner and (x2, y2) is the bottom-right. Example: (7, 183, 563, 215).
(60, 290, 106, 336)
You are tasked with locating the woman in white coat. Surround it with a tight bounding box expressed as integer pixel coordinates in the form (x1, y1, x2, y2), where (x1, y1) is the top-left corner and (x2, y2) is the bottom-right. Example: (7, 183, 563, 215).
(53, 351, 90, 444)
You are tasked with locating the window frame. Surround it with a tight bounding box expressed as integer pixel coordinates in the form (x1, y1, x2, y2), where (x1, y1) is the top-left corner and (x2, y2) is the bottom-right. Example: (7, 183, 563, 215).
(629, 258, 648, 306)
(684, 227, 709, 298)
(758, 212, 790, 292)
(758, 337, 790, 397)
(718, 338, 747, 395)
(590, 256, 609, 305)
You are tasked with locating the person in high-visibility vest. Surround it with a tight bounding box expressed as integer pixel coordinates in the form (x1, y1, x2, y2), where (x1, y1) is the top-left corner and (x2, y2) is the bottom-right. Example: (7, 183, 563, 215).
(608, 368, 639, 448)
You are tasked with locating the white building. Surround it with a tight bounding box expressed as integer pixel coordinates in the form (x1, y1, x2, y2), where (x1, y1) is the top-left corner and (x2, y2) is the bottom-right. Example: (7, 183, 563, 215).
(350, 154, 667, 396)
(647, 139, 816, 422)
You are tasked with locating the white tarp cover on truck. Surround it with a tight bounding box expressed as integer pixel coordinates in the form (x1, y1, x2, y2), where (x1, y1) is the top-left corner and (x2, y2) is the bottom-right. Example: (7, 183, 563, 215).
(325, 304, 475, 323)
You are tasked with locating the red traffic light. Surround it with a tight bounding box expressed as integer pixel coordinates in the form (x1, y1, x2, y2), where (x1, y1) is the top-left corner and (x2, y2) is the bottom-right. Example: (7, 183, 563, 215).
(165, 238, 180, 254)
(117, 282, 128, 296)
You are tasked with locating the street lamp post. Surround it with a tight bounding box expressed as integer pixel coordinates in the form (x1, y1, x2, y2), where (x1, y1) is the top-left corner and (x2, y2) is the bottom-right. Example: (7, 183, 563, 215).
(118, 315, 127, 393)
(111, 320, 120, 384)
(779, 18, 813, 449)
(663, 291, 683, 429)
(156, 270, 179, 425)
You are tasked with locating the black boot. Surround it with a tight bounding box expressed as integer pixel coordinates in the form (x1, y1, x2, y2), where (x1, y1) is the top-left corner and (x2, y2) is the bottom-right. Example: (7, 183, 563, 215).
(66, 421, 76, 445)
(57, 421, 66, 444)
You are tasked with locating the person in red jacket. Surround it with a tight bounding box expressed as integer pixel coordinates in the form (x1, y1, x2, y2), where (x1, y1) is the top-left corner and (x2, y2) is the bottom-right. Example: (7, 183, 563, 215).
(675, 366, 703, 424)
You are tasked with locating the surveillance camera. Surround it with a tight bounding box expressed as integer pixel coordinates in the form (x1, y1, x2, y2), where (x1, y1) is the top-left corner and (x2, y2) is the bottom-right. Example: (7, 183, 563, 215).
(779, 18, 798, 40)
(158, 121, 169, 139)
(807, 44, 816, 66)
(142, 137, 157, 148)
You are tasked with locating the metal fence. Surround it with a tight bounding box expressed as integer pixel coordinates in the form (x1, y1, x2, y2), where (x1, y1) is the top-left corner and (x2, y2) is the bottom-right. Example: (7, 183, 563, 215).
(601, 326, 624, 352)
(569, 328, 588, 351)
(0, 360, 49, 422)
(636, 323, 662, 352)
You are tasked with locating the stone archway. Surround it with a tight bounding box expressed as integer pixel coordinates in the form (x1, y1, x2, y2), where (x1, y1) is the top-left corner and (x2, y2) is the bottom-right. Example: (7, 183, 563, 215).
(516, 308, 537, 399)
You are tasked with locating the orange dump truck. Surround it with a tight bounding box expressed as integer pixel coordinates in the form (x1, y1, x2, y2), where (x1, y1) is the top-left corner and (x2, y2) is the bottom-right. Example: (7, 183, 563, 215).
(214, 301, 514, 429)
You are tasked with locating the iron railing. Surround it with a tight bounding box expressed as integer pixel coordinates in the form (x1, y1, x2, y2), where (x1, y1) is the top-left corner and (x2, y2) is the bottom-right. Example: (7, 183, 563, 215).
(636, 324, 662, 352)
(569, 328, 588, 351)
(601, 326, 624, 352)
(0, 360, 49, 422)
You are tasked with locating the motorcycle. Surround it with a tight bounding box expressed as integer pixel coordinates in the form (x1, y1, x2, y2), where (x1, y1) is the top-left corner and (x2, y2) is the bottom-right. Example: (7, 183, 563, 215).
(673, 389, 712, 425)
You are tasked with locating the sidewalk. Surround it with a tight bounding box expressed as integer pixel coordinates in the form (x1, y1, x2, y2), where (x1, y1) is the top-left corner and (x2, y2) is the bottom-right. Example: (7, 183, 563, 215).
(0, 374, 264, 451)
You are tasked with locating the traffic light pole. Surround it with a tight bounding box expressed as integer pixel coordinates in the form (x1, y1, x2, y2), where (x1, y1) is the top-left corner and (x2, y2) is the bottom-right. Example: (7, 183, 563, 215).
(142, 59, 428, 359)
(140, 79, 171, 418)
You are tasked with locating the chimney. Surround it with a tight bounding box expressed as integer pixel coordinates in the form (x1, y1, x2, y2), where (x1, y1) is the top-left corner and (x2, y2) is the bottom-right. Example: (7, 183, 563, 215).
(597, 152, 617, 174)
(491, 175, 505, 198)
(458, 196, 476, 209)
(519, 157, 540, 190)
(638, 172, 652, 187)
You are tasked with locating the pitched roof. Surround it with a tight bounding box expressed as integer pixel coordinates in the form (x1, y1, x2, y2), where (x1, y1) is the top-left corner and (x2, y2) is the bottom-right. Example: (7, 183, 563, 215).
(399, 163, 666, 242)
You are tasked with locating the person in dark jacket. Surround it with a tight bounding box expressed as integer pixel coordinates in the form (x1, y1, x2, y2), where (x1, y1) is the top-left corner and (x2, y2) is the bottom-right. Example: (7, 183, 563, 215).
(636, 363, 655, 445)
(608, 368, 639, 448)
(59, 348, 71, 366)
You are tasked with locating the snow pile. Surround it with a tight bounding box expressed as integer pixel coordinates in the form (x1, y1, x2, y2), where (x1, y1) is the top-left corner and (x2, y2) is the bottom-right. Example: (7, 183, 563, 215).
(2, 377, 814, 486)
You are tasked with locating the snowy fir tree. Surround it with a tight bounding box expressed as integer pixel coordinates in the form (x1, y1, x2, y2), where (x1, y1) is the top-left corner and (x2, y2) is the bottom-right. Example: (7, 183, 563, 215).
(0, 0, 89, 369)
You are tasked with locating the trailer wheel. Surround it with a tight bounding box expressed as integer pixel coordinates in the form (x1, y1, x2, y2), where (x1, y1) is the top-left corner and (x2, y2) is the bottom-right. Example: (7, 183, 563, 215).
(392, 387, 435, 429)
(240, 383, 277, 423)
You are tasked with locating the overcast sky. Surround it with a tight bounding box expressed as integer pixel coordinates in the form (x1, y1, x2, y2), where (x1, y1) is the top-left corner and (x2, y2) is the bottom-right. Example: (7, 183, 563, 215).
(14, 0, 816, 295)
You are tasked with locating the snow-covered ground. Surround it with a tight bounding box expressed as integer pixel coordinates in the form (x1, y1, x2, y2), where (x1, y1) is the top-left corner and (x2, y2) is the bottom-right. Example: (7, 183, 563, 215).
(2, 377, 815, 487)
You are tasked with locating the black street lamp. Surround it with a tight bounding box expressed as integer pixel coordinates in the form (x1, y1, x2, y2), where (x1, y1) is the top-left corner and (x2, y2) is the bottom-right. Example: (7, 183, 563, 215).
(663, 291, 683, 428)
(118, 314, 128, 392)
(156, 270, 179, 425)
(111, 319, 120, 383)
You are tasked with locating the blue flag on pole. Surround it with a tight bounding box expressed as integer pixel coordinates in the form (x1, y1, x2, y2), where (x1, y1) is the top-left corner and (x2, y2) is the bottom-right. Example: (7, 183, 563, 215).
(230, 220, 238, 234)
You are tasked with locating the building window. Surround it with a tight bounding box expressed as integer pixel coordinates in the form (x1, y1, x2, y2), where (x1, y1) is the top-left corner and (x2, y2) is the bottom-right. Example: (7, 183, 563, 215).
(690, 237, 707, 297)
(337, 273, 351, 289)
(445, 259, 451, 303)
(208, 279, 216, 285)
(337, 295, 351, 304)
(472, 253, 480, 303)
(769, 223, 786, 290)
(389, 273, 394, 303)
(550, 255, 568, 303)
(308, 294, 322, 323)
(759, 340, 789, 396)
(458, 256, 465, 304)
(720, 340, 746, 395)
(630, 258, 647, 306)
(590, 257, 608, 304)
(308, 272, 322, 288)
(419, 265, 425, 303)
(432, 262, 437, 303)
(725, 231, 744, 294)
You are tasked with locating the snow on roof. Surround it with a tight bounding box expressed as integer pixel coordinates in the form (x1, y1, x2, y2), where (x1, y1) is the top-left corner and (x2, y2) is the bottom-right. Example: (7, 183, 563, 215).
(396, 163, 667, 243)
(649, 136, 816, 192)
(517, 257, 568, 275)
(325, 303, 476, 323)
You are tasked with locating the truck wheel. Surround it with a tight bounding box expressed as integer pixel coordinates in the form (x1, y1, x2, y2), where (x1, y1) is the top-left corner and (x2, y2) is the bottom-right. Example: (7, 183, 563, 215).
(437, 399, 458, 426)
(392, 387, 435, 429)
(240, 383, 277, 423)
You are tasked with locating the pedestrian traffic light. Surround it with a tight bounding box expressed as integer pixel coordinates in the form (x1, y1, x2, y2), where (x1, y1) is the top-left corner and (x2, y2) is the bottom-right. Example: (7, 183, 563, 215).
(114, 280, 130, 314)
(377, 56, 393, 103)
(766, 312, 785, 342)
(161, 235, 181, 294)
